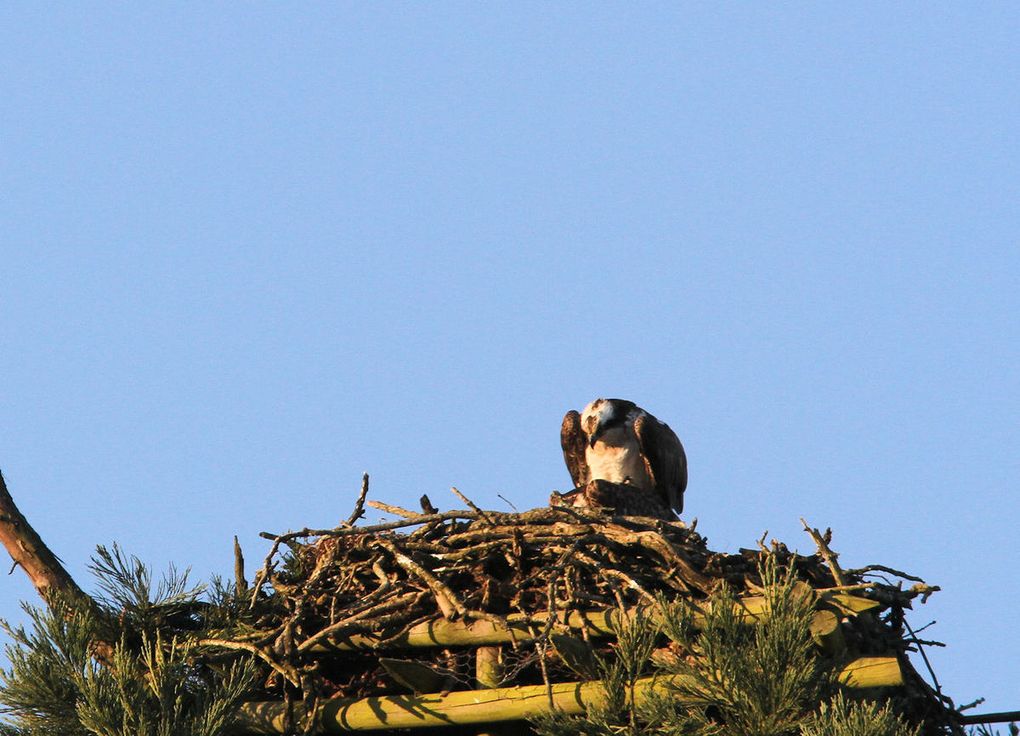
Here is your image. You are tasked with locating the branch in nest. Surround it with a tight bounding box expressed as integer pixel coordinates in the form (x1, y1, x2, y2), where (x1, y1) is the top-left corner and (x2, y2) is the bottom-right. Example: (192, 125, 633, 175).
(451, 487, 494, 526)
(573, 549, 657, 604)
(297, 591, 426, 653)
(344, 473, 370, 526)
(197, 637, 301, 688)
(375, 539, 468, 619)
(843, 563, 926, 583)
(800, 518, 846, 586)
(367, 500, 421, 519)
(234, 536, 248, 597)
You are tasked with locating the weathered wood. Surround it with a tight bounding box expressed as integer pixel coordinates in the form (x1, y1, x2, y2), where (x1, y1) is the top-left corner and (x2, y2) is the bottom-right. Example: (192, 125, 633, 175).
(312, 593, 872, 652)
(233, 656, 902, 733)
(0, 470, 115, 663)
(838, 656, 904, 688)
(0, 469, 91, 607)
(378, 658, 450, 694)
(233, 536, 247, 597)
(824, 591, 881, 614)
(801, 518, 846, 586)
(808, 609, 844, 654)
(475, 646, 503, 688)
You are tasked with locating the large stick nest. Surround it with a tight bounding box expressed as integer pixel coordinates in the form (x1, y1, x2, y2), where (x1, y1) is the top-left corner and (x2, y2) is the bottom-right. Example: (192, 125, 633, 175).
(227, 484, 948, 731)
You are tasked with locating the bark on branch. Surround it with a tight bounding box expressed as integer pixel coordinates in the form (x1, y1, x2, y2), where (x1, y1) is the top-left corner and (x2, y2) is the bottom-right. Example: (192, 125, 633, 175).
(0, 468, 91, 607)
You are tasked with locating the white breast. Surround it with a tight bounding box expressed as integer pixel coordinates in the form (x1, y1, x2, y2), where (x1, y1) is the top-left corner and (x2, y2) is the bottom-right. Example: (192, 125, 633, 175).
(585, 426, 652, 489)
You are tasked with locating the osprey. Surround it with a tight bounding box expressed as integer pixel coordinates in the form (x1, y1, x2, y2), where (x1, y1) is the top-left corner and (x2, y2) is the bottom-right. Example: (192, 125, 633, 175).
(560, 398, 687, 515)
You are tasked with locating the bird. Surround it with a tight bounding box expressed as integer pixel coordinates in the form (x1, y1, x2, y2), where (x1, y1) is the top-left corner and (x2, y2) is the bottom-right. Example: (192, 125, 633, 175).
(559, 398, 687, 518)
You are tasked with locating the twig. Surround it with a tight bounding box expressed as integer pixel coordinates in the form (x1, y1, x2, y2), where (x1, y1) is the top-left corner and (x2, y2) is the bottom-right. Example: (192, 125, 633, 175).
(197, 638, 301, 688)
(233, 536, 247, 596)
(258, 506, 600, 546)
(800, 518, 846, 586)
(367, 500, 421, 519)
(451, 487, 494, 526)
(904, 615, 943, 698)
(249, 543, 281, 608)
(574, 550, 657, 604)
(844, 563, 926, 583)
(297, 592, 425, 652)
(345, 473, 370, 526)
(376, 539, 468, 619)
(817, 583, 877, 593)
(536, 540, 584, 706)
(259, 511, 484, 545)
(905, 638, 946, 648)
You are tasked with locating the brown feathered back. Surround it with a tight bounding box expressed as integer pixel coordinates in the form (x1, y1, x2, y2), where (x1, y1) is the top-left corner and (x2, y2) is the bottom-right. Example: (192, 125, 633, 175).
(560, 410, 590, 487)
(633, 413, 687, 514)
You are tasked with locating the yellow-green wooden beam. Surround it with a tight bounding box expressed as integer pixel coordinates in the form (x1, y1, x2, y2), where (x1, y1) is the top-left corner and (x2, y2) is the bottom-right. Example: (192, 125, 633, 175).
(232, 656, 901, 734)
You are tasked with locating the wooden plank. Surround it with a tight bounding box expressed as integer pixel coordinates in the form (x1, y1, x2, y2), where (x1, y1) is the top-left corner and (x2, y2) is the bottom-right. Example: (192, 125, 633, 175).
(232, 656, 901, 733)
(838, 656, 903, 688)
(808, 609, 844, 654)
(475, 646, 503, 688)
(823, 592, 882, 614)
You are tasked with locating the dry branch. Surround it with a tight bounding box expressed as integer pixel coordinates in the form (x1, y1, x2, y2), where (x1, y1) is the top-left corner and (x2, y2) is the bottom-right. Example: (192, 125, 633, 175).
(801, 518, 846, 586)
(0, 470, 115, 662)
(0, 469, 91, 606)
(344, 473, 370, 526)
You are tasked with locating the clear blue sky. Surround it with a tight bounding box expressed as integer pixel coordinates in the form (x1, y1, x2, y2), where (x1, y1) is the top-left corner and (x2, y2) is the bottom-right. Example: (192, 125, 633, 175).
(2, 3, 1018, 716)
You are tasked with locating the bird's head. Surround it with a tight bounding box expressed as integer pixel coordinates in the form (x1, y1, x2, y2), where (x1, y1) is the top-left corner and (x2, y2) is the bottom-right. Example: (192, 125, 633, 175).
(580, 398, 636, 447)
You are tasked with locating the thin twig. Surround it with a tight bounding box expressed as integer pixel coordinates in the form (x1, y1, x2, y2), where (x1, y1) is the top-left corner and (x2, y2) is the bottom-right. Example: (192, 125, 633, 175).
(573, 549, 657, 604)
(345, 473, 370, 526)
(297, 592, 425, 652)
(367, 500, 421, 519)
(904, 615, 943, 697)
(233, 536, 247, 597)
(451, 487, 494, 526)
(376, 539, 469, 619)
(844, 563, 926, 583)
(259, 506, 601, 546)
(198, 638, 301, 688)
(260, 511, 483, 545)
(800, 518, 846, 586)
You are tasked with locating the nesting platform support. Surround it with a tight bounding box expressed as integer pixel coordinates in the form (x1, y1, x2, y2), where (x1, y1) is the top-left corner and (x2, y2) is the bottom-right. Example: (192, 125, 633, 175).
(233, 657, 902, 734)
(311, 590, 871, 653)
(231, 589, 896, 734)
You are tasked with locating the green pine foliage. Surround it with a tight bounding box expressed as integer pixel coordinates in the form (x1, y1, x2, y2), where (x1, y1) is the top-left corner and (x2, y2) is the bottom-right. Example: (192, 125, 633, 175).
(0, 545, 256, 736)
(0, 603, 94, 736)
(803, 693, 919, 736)
(651, 555, 827, 736)
(968, 726, 1019, 736)
(533, 554, 918, 736)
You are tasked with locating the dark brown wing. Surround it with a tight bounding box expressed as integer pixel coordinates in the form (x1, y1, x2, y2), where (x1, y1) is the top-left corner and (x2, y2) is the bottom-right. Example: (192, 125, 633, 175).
(633, 413, 687, 514)
(560, 410, 590, 488)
